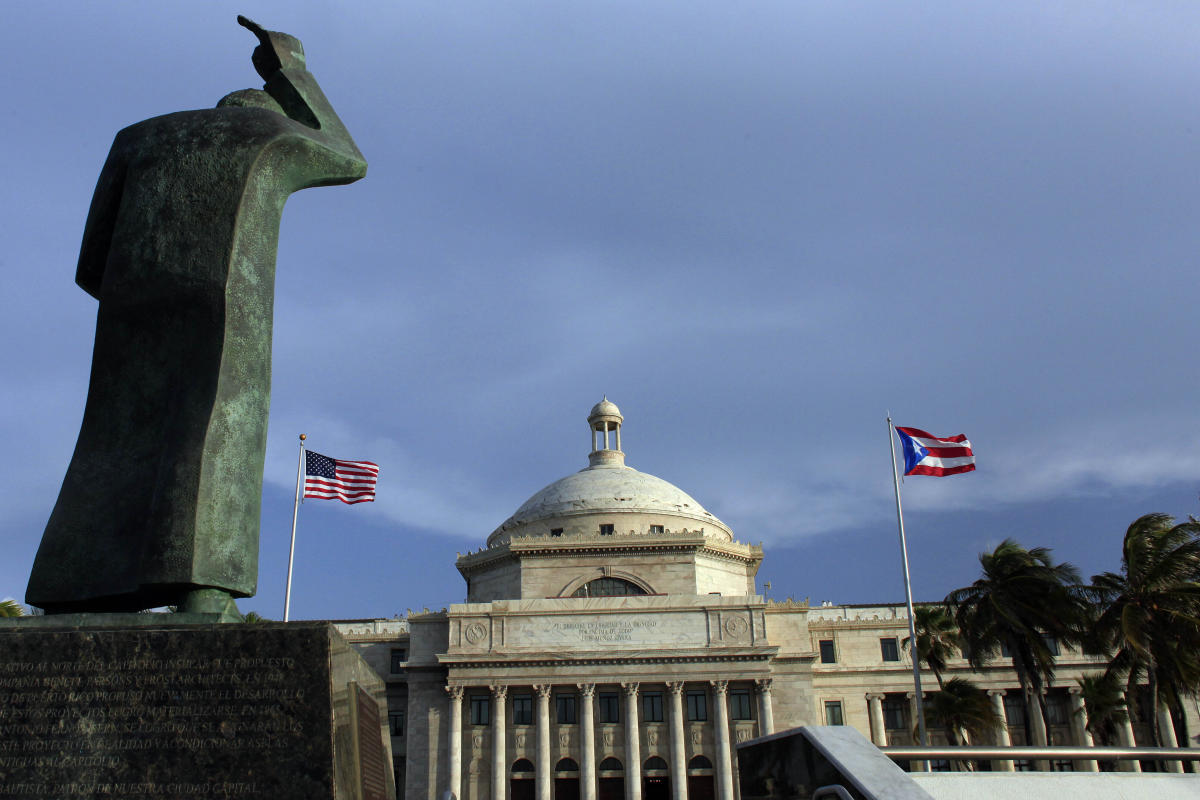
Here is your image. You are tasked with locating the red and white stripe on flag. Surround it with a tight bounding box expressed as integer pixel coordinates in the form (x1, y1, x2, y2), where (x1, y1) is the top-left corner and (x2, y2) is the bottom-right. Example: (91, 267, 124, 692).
(895, 427, 975, 477)
(304, 450, 379, 504)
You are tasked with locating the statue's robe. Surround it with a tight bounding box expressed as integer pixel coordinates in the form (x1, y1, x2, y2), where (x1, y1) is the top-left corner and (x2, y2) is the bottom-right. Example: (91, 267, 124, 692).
(27, 68, 366, 612)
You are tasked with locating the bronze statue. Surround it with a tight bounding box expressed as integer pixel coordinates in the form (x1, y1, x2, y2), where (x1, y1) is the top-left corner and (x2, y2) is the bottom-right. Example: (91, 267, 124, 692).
(27, 17, 367, 617)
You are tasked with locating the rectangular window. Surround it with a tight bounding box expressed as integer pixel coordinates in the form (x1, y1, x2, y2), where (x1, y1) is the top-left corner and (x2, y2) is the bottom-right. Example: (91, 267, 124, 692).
(389, 710, 405, 736)
(599, 524, 615, 535)
(390, 649, 407, 673)
(1042, 635, 1060, 656)
(880, 638, 900, 662)
(882, 697, 908, 730)
(513, 694, 533, 725)
(1046, 693, 1070, 726)
(598, 692, 620, 723)
(470, 696, 490, 726)
(642, 692, 664, 722)
(819, 639, 836, 663)
(687, 690, 708, 721)
(556, 695, 577, 724)
(824, 701, 844, 726)
(551, 528, 563, 537)
(730, 689, 753, 720)
(1003, 694, 1027, 726)
(649, 525, 664, 534)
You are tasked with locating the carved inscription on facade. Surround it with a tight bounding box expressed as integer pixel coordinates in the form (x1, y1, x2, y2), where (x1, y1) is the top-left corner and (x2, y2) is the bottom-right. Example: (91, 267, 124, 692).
(505, 614, 706, 647)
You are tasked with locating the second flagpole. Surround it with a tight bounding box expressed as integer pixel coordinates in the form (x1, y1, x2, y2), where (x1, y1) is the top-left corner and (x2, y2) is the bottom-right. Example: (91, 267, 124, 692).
(283, 433, 306, 622)
(888, 414, 929, 757)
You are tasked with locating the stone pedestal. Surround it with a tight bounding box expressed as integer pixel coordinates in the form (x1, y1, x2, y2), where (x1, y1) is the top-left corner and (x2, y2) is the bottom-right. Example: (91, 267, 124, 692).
(0, 621, 394, 800)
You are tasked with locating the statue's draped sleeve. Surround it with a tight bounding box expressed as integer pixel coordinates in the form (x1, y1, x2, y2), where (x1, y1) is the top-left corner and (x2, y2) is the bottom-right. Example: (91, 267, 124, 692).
(75, 142, 129, 298)
(264, 67, 367, 184)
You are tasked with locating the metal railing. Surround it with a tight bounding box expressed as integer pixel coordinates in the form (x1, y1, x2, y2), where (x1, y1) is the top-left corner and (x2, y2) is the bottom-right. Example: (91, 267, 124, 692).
(882, 745, 1200, 763)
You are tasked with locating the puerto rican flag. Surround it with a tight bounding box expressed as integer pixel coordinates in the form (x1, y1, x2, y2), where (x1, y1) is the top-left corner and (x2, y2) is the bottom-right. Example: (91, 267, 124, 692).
(895, 427, 975, 477)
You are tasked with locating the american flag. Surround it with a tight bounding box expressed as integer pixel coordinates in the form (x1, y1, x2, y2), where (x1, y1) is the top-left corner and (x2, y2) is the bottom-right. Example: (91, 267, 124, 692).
(304, 450, 379, 504)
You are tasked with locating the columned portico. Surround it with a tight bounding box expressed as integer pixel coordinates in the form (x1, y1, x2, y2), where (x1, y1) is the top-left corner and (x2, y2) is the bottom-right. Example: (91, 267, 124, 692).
(755, 679, 774, 736)
(447, 686, 465, 799)
(711, 681, 734, 800)
(667, 682, 686, 800)
(623, 683, 642, 800)
(536, 685, 553, 800)
(865, 693, 886, 747)
(492, 685, 508, 800)
(987, 690, 1014, 772)
(580, 684, 597, 800)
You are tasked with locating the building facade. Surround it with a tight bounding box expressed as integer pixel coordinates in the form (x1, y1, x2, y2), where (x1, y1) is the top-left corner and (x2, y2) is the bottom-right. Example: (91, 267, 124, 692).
(337, 400, 1198, 800)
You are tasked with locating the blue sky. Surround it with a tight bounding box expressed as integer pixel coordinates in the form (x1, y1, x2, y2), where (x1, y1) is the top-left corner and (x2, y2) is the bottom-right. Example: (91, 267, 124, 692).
(4, 2, 1199, 619)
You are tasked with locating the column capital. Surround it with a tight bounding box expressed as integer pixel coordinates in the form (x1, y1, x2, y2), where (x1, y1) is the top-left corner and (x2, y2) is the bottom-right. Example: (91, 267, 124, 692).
(446, 685, 465, 701)
(710, 680, 729, 695)
(622, 682, 640, 696)
(1068, 685, 1084, 696)
(534, 684, 553, 699)
(905, 691, 925, 700)
(577, 683, 595, 697)
(865, 692, 885, 701)
(755, 678, 773, 695)
(667, 681, 685, 696)
(490, 684, 508, 700)
(987, 689, 1007, 697)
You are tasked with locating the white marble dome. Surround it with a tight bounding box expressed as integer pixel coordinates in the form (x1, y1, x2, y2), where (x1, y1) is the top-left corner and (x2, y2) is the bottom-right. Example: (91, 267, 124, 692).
(486, 401, 732, 546)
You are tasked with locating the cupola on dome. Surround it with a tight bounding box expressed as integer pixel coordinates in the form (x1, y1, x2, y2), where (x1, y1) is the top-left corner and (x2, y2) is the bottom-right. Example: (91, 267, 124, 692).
(486, 400, 732, 546)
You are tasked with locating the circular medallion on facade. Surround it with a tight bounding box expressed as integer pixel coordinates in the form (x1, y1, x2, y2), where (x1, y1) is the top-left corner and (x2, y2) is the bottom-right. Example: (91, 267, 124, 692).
(465, 622, 487, 644)
(724, 616, 749, 639)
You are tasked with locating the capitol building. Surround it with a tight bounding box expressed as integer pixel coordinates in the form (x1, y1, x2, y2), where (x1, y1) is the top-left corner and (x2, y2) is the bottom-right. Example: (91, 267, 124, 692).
(335, 400, 1194, 800)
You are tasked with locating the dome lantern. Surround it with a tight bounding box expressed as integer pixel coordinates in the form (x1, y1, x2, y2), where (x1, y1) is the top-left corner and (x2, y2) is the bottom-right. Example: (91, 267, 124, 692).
(587, 396, 624, 467)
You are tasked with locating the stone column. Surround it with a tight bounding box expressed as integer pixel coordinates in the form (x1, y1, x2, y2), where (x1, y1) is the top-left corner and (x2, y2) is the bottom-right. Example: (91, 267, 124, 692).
(711, 681, 734, 800)
(1157, 708, 1183, 773)
(1117, 693, 1141, 773)
(667, 682, 687, 800)
(492, 685, 508, 800)
(623, 683, 642, 800)
(905, 692, 926, 772)
(1067, 687, 1097, 772)
(866, 693, 887, 747)
(536, 685, 553, 800)
(446, 686, 465, 800)
(755, 679, 775, 736)
(579, 684, 597, 800)
(988, 690, 1014, 772)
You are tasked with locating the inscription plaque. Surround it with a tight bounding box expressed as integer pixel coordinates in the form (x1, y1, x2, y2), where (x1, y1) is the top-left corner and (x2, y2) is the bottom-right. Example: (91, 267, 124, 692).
(505, 614, 705, 648)
(0, 623, 392, 800)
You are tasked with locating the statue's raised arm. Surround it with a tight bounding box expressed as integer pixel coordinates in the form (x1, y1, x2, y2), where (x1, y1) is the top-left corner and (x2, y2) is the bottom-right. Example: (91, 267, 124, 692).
(28, 18, 367, 619)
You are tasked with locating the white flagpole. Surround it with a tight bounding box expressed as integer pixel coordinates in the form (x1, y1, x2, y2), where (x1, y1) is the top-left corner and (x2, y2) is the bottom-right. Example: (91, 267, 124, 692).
(283, 433, 306, 622)
(888, 414, 929, 755)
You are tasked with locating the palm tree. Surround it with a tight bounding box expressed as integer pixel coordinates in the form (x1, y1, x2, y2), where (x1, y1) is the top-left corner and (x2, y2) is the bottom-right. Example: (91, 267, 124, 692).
(1074, 672, 1128, 746)
(1091, 513, 1200, 747)
(242, 611, 271, 623)
(0, 598, 24, 617)
(903, 605, 962, 688)
(946, 539, 1088, 746)
(924, 677, 1004, 755)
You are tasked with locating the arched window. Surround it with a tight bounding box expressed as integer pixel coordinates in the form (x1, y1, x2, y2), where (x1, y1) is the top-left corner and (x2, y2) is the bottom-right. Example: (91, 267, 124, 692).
(598, 757, 623, 771)
(572, 578, 648, 597)
(512, 759, 535, 773)
(644, 757, 668, 771)
(687, 755, 713, 770)
(555, 758, 579, 772)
